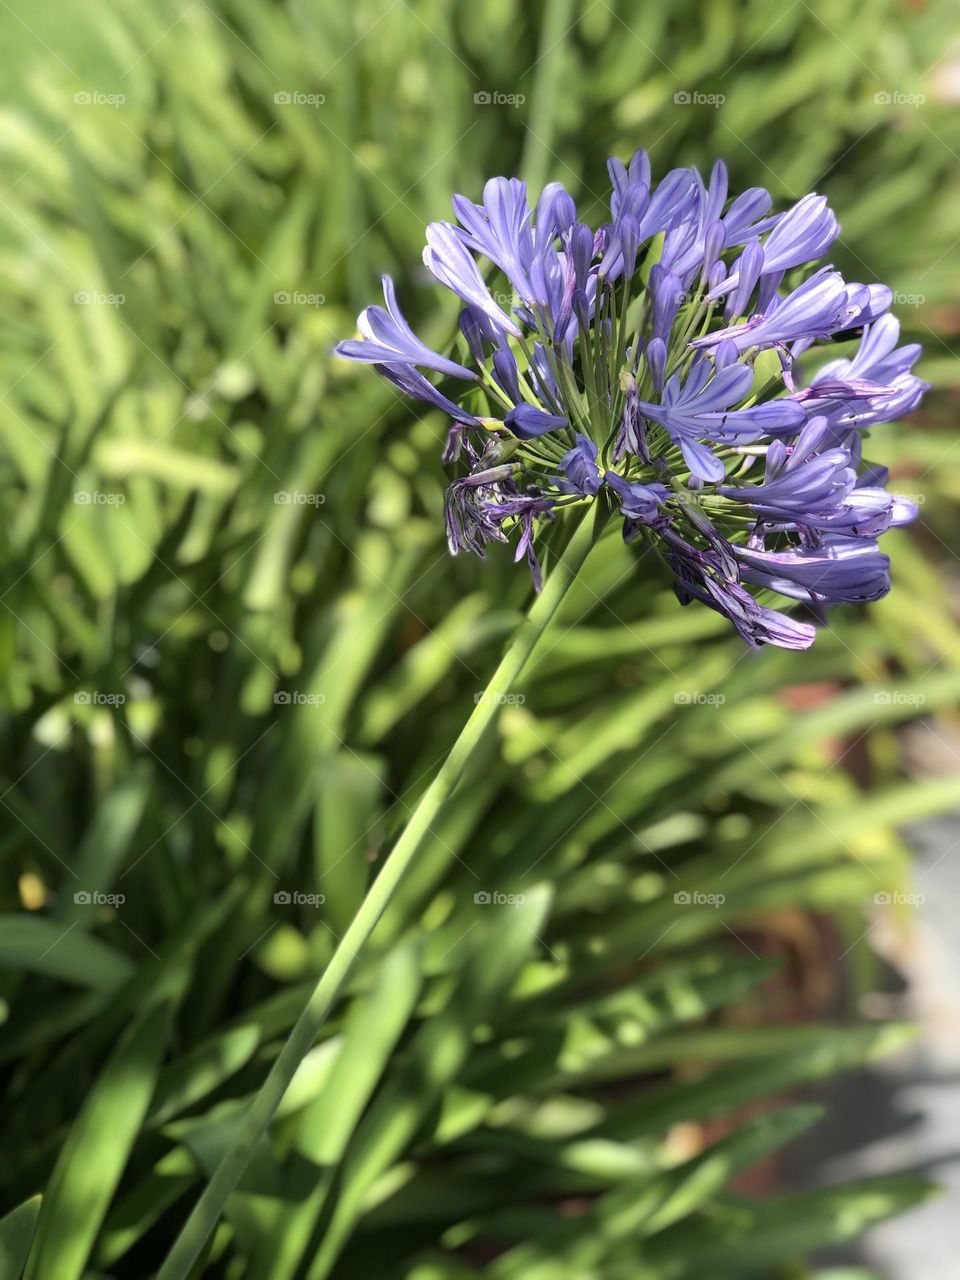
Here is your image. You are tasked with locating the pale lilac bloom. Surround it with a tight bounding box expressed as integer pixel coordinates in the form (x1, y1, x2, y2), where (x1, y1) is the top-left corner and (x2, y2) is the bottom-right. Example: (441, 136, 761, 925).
(423, 223, 521, 336)
(338, 275, 477, 378)
(694, 268, 849, 353)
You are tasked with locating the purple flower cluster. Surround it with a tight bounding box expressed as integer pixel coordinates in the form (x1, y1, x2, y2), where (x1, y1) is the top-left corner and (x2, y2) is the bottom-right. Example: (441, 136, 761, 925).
(336, 153, 927, 649)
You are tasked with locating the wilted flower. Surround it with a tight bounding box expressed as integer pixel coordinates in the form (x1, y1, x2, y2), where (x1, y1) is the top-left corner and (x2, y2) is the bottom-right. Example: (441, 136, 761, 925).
(336, 152, 927, 649)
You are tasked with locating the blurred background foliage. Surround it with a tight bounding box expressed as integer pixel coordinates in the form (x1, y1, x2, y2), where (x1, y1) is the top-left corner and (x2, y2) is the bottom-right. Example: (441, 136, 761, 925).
(0, 0, 958, 1276)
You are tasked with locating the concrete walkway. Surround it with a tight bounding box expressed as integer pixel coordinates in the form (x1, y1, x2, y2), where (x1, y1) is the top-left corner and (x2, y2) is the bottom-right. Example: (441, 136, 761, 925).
(785, 813, 960, 1278)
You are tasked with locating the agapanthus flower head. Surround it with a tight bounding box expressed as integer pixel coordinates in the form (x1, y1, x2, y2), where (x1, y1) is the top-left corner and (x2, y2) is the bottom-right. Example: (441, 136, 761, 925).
(337, 153, 928, 649)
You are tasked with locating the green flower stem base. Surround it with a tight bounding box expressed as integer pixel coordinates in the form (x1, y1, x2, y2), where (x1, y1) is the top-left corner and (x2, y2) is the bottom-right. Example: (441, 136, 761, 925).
(157, 503, 604, 1280)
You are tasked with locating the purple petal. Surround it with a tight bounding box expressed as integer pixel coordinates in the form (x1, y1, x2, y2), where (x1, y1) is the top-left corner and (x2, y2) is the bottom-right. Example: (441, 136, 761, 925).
(504, 404, 567, 439)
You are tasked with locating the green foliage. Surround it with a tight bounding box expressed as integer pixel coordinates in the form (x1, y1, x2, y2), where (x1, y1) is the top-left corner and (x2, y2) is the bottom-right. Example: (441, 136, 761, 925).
(0, 0, 957, 1275)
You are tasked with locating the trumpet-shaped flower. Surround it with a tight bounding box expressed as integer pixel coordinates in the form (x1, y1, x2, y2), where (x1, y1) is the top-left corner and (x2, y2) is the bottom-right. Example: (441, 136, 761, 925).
(337, 149, 925, 649)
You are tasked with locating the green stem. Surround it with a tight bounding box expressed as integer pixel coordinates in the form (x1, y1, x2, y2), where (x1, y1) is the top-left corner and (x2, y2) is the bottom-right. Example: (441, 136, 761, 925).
(156, 504, 604, 1280)
(520, 0, 576, 195)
